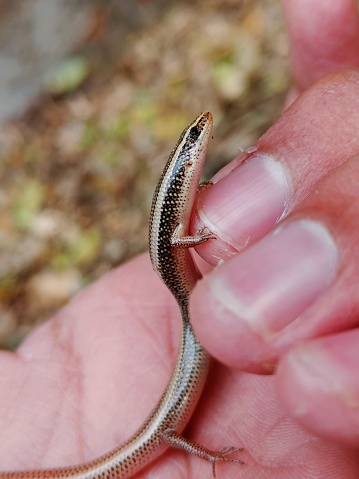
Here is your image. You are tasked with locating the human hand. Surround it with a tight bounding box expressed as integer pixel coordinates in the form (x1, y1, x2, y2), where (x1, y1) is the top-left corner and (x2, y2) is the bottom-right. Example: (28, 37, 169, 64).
(191, 0, 359, 456)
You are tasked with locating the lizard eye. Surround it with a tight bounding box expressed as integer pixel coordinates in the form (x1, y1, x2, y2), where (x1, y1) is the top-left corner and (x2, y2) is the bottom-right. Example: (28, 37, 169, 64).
(189, 124, 201, 140)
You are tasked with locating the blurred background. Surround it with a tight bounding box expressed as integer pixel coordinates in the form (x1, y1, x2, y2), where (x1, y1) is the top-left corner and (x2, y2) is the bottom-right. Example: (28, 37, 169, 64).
(0, 0, 289, 348)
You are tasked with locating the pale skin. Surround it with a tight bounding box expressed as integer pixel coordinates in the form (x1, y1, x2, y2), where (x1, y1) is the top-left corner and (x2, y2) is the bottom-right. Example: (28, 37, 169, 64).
(1, 0, 359, 478)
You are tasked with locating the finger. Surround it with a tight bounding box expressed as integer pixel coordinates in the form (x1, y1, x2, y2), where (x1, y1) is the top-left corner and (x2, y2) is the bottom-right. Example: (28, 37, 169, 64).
(191, 151, 359, 374)
(281, 0, 359, 96)
(277, 329, 359, 447)
(192, 70, 359, 265)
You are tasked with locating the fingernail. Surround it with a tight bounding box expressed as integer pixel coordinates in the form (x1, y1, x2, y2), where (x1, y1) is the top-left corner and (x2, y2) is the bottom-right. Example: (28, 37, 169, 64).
(197, 154, 291, 250)
(281, 331, 359, 442)
(208, 220, 338, 337)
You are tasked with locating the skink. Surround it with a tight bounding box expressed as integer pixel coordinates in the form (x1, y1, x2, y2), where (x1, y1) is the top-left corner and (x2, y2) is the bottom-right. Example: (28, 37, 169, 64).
(0, 112, 243, 478)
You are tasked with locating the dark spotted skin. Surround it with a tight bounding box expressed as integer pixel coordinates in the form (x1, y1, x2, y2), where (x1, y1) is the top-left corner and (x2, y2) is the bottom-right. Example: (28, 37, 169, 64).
(149, 112, 214, 304)
(155, 162, 196, 303)
(0, 112, 241, 479)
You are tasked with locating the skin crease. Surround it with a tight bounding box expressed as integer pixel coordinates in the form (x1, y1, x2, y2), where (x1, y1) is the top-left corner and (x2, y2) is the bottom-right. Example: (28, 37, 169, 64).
(2, 1, 359, 479)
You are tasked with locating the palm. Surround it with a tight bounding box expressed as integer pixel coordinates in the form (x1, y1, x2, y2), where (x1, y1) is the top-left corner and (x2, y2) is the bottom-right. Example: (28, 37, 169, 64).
(0, 255, 356, 478)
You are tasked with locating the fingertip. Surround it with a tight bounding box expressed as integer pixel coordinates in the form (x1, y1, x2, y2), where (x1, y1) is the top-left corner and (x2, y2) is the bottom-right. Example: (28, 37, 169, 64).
(277, 330, 359, 447)
(191, 266, 277, 375)
(281, 0, 359, 91)
(192, 153, 291, 265)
